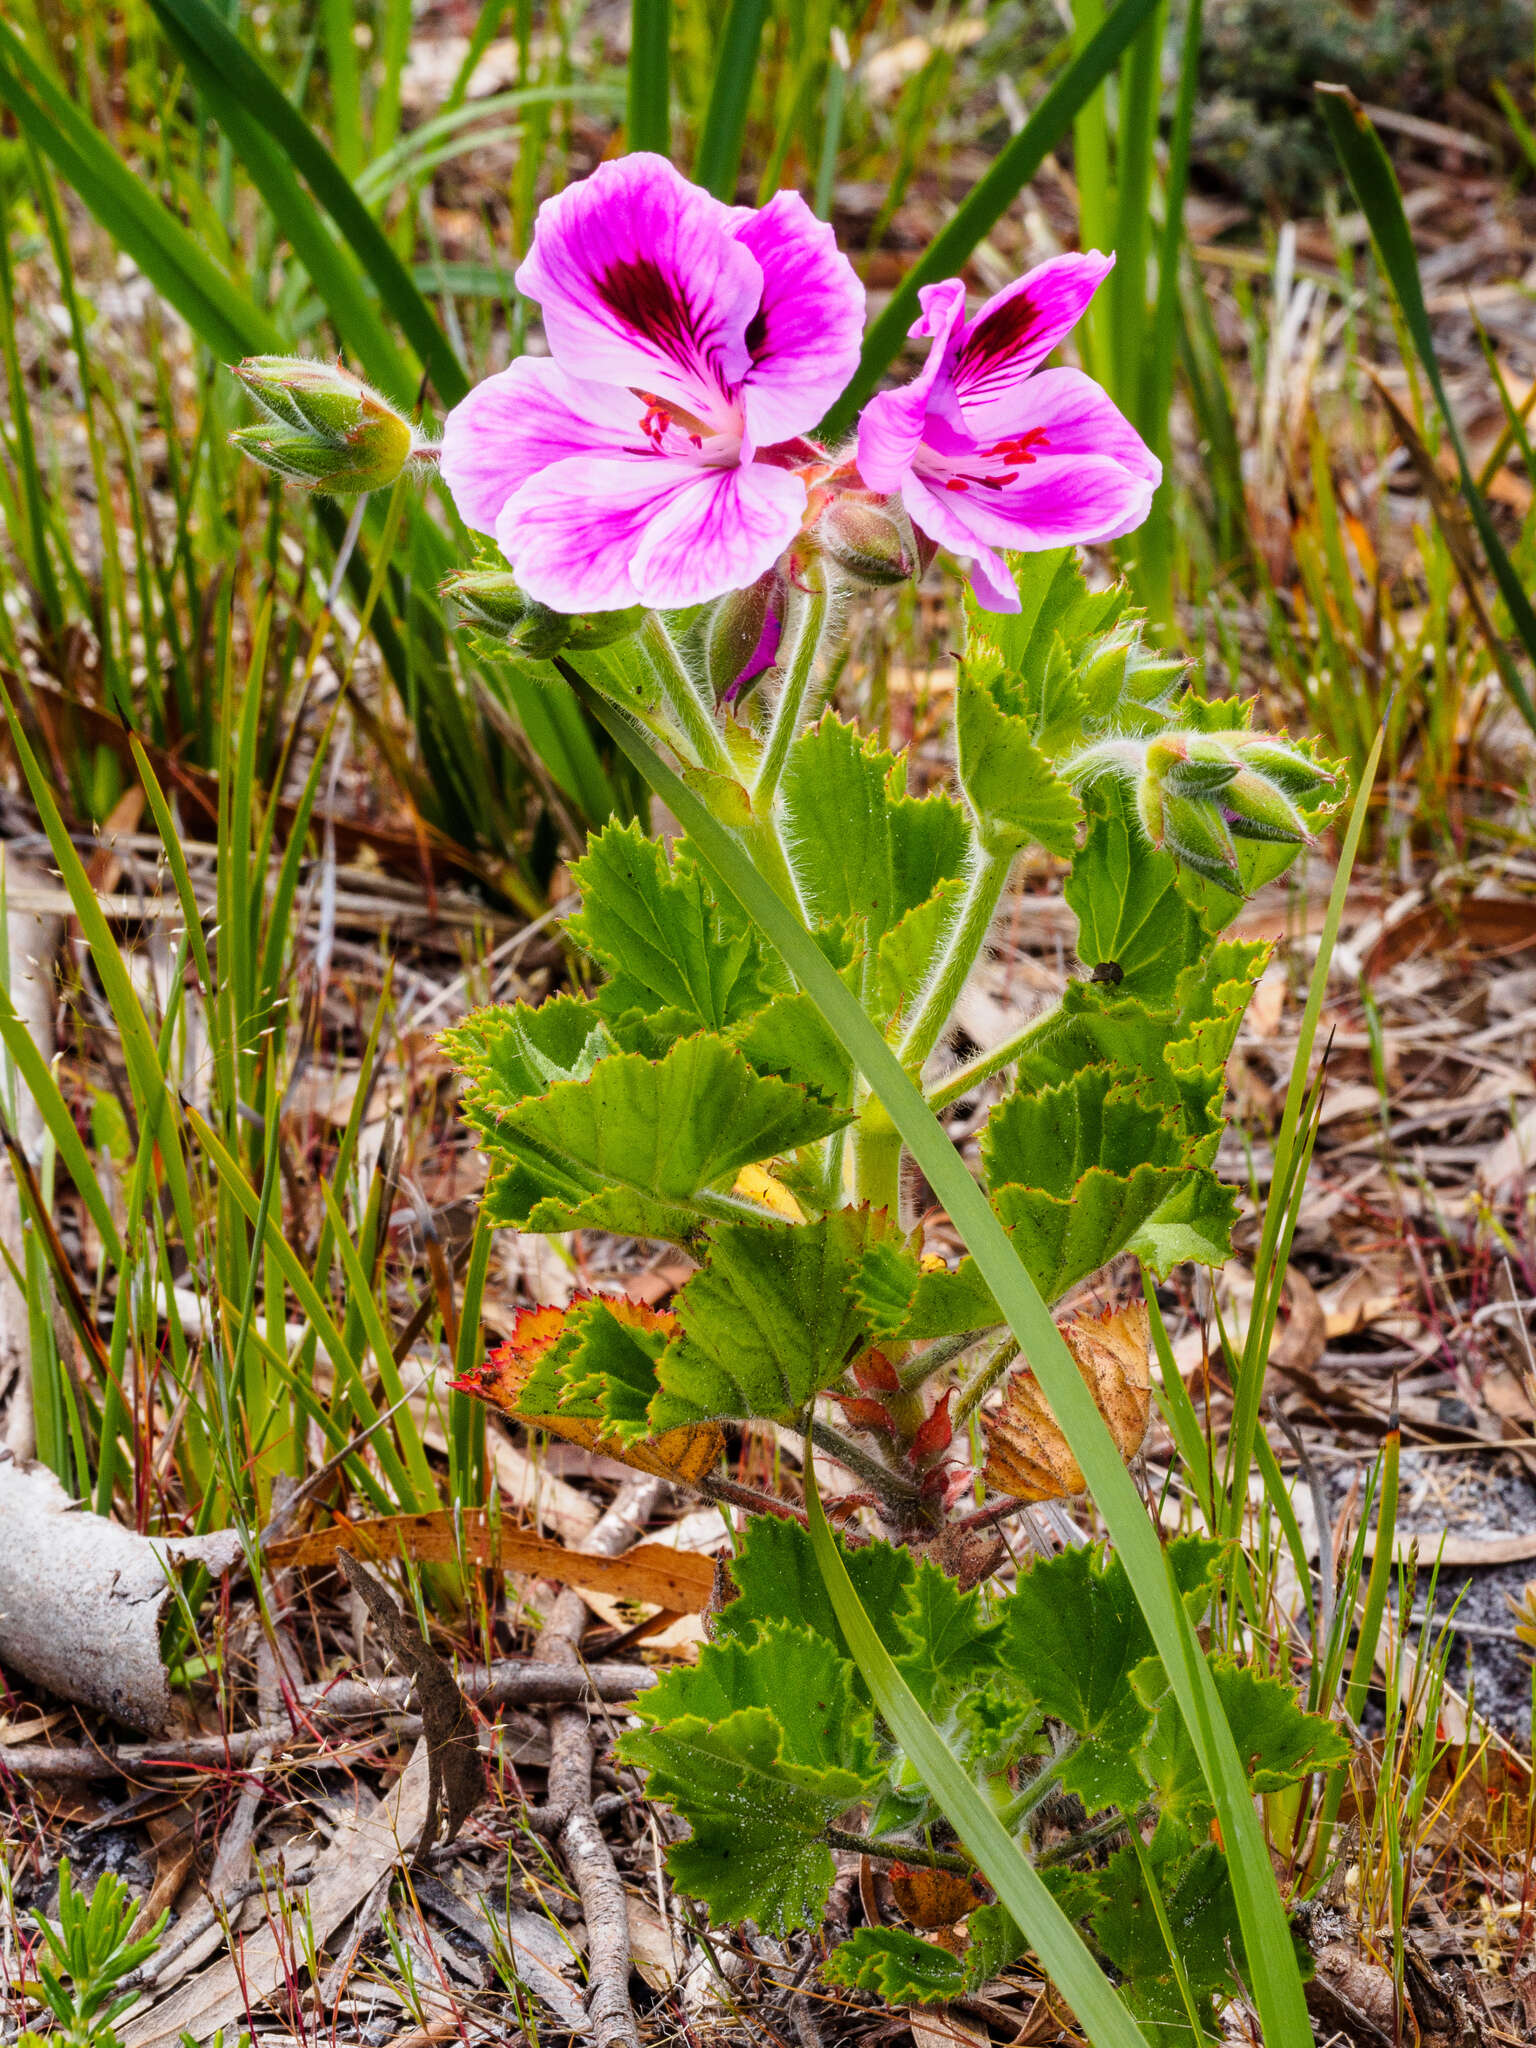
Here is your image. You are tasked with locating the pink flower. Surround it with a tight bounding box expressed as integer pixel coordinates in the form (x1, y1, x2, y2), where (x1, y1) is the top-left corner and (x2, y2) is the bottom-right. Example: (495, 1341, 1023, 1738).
(440, 154, 864, 613)
(855, 255, 1160, 613)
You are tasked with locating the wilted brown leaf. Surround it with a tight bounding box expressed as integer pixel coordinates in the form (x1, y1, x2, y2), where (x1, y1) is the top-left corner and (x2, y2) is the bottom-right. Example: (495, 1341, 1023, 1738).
(453, 1298, 724, 1484)
(889, 1861, 988, 1928)
(981, 1300, 1151, 1503)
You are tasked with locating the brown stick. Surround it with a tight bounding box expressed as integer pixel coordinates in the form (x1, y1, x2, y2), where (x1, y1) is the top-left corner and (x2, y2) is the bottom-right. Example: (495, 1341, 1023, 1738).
(530, 1477, 662, 2048)
(3, 1659, 656, 1782)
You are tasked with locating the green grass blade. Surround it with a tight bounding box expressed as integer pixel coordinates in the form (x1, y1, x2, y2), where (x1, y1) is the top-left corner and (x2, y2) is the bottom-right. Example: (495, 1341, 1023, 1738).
(627, 0, 671, 154)
(0, 979, 124, 1271)
(804, 1467, 1149, 2046)
(818, 0, 1161, 442)
(1319, 85, 1536, 737)
(1222, 715, 1386, 1524)
(148, 0, 469, 405)
(563, 666, 1312, 2048)
(692, 0, 771, 200)
(0, 20, 279, 361)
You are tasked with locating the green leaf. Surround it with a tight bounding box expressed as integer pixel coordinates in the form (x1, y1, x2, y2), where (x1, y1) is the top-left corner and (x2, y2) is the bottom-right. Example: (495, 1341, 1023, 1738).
(824, 1929, 968, 2004)
(854, 1238, 1003, 1344)
(733, 992, 855, 1105)
(997, 1541, 1219, 1816)
(779, 713, 969, 946)
(445, 994, 612, 1108)
(824, 1901, 1028, 2005)
(954, 663, 1083, 857)
(715, 1514, 916, 1669)
(467, 1035, 850, 1239)
(1091, 1844, 1243, 2045)
(876, 879, 967, 1033)
(894, 1558, 1008, 1713)
(618, 1624, 881, 1934)
(570, 821, 784, 1032)
(1139, 1659, 1352, 1841)
(649, 1208, 889, 1430)
(983, 1070, 1188, 1197)
(1065, 781, 1208, 1004)
(541, 1297, 668, 1440)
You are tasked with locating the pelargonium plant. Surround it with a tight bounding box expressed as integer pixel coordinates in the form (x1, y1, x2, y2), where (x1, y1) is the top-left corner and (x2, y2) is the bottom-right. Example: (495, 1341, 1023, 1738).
(235, 154, 1346, 2038)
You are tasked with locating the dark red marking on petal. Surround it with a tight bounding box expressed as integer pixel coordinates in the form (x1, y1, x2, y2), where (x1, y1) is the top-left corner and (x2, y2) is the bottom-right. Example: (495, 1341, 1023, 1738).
(600, 257, 722, 383)
(955, 291, 1049, 387)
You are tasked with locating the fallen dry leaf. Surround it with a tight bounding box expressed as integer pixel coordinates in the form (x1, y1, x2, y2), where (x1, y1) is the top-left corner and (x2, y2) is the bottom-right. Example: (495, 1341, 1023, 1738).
(982, 1301, 1150, 1502)
(267, 1510, 718, 1614)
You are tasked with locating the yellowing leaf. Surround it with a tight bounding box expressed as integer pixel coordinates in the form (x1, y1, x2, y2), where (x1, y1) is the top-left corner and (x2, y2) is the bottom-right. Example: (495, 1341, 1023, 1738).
(732, 1162, 807, 1222)
(981, 1300, 1150, 1502)
(452, 1299, 724, 1485)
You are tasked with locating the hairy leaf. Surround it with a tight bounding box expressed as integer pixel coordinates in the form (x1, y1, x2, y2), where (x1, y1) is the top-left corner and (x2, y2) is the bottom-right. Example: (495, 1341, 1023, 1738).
(618, 1624, 881, 1933)
(954, 659, 1083, 857)
(854, 1239, 1002, 1344)
(569, 821, 784, 1031)
(714, 1514, 915, 1670)
(1065, 780, 1209, 1004)
(733, 991, 855, 1105)
(779, 713, 969, 946)
(998, 1540, 1219, 1815)
(650, 1209, 890, 1431)
(823, 1900, 1027, 2004)
(1091, 1844, 1243, 2046)
(471, 1036, 849, 1239)
(445, 994, 611, 1109)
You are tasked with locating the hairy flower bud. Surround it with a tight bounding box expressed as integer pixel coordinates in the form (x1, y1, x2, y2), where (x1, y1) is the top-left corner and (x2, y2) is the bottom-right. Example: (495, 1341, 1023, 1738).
(1231, 739, 1336, 800)
(230, 356, 416, 494)
(1161, 791, 1240, 891)
(1221, 767, 1306, 844)
(441, 568, 640, 657)
(1149, 733, 1239, 797)
(703, 573, 780, 702)
(816, 489, 917, 587)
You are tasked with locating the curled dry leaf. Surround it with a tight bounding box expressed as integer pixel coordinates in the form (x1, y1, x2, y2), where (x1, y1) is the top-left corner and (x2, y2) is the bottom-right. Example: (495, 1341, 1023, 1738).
(889, 1861, 989, 1930)
(981, 1300, 1151, 1503)
(454, 1299, 724, 1484)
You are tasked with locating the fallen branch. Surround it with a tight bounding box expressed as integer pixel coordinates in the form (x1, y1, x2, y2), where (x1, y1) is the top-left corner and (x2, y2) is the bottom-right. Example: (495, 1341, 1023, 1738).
(4, 1658, 657, 1782)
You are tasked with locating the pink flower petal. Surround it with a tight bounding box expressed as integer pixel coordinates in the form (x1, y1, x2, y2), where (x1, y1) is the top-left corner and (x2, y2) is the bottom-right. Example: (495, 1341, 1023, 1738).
(900, 475, 1019, 610)
(950, 252, 1113, 427)
(912, 450, 1157, 554)
(855, 278, 966, 494)
(439, 356, 648, 535)
(732, 189, 865, 447)
(495, 454, 698, 612)
(959, 366, 1161, 484)
(631, 461, 806, 608)
(515, 154, 760, 432)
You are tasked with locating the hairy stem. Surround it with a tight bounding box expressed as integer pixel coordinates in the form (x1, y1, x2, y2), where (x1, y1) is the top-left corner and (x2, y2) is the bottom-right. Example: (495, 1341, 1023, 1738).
(895, 1326, 993, 1394)
(897, 844, 1013, 1071)
(752, 568, 830, 812)
(639, 611, 737, 781)
(924, 999, 1063, 1113)
(823, 1826, 973, 1875)
(951, 1335, 1019, 1432)
(807, 1415, 922, 1505)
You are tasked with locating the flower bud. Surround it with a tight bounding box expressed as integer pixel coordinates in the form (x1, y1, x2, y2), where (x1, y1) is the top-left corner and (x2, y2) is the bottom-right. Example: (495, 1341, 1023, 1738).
(1222, 767, 1306, 844)
(1149, 732, 1239, 797)
(230, 356, 415, 495)
(1232, 738, 1336, 800)
(817, 489, 917, 587)
(1162, 791, 1240, 891)
(441, 569, 640, 658)
(703, 573, 780, 702)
